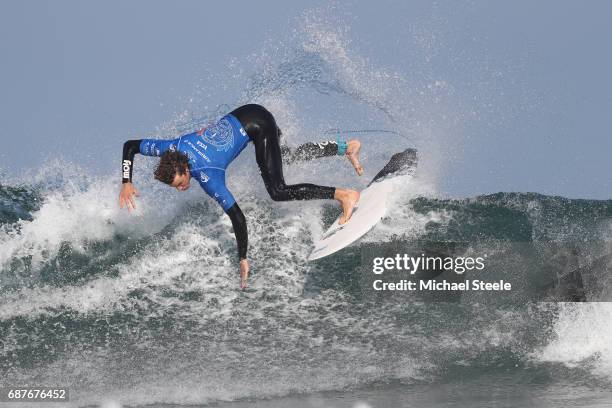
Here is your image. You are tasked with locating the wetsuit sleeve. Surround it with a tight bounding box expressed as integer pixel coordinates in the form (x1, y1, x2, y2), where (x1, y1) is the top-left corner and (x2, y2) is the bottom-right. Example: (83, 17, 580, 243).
(194, 169, 245, 259)
(226, 203, 248, 260)
(122, 139, 142, 183)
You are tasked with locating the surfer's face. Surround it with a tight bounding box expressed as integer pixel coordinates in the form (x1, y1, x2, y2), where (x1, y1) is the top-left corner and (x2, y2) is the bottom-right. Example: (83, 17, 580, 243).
(171, 168, 191, 191)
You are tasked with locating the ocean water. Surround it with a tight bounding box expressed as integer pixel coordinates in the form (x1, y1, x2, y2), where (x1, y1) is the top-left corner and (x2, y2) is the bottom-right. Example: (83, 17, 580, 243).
(1, 8, 612, 408)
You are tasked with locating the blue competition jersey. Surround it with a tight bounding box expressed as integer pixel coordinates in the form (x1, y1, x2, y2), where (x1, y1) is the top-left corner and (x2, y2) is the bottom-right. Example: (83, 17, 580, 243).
(139, 114, 251, 211)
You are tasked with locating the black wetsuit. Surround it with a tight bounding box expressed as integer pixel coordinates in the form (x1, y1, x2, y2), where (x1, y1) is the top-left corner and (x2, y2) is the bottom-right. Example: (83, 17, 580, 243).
(230, 104, 337, 201)
(123, 104, 344, 262)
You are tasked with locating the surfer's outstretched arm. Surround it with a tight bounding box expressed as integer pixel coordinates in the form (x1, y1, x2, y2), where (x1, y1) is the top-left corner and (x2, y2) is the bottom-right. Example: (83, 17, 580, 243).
(226, 203, 248, 260)
(225, 203, 249, 288)
(119, 139, 143, 211)
(120, 138, 177, 211)
(121, 140, 142, 183)
(191, 167, 251, 288)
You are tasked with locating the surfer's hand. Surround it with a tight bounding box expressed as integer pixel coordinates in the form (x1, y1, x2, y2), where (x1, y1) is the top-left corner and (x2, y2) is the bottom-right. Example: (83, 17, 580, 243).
(239, 259, 249, 289)
(119, 182, 140, 212)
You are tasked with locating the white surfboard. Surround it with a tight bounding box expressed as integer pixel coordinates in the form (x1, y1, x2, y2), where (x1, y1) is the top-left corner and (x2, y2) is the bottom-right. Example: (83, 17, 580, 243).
(308, 180, 394, 261)
(308, 148, 418, 261)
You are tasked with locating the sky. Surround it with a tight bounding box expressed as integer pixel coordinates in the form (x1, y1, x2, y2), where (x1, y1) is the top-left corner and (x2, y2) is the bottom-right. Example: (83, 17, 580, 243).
(0, 0, 610, 199)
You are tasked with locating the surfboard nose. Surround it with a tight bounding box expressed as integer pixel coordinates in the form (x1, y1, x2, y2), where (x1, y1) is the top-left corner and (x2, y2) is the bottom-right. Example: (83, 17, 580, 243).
(370, 148, 418, 185)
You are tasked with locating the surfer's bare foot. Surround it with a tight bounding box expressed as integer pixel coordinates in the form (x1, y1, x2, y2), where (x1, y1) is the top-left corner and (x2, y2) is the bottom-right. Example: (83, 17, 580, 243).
(346, 139, 364, 176)
(334, 188, 360, 225)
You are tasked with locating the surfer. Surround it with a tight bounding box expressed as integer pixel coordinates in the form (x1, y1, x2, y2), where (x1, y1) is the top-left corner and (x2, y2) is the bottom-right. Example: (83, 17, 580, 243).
(119, 104, 362, 289)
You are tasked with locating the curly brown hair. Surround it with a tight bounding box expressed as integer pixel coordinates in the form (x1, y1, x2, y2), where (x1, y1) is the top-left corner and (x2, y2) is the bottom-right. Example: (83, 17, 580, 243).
(154, 151, 189, 185)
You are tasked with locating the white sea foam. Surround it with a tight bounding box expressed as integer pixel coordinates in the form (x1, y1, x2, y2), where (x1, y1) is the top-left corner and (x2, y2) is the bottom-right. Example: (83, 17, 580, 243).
(535, 303, 612, 380)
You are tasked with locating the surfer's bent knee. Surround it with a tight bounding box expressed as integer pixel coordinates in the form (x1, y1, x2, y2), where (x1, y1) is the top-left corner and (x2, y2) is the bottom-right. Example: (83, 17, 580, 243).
(267, 185, 287, 202)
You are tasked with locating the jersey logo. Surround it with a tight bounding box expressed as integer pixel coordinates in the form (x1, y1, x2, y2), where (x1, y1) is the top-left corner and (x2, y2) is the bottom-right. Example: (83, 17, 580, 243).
(201, 117, 234, 152)
(199, 172, 209, 183)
